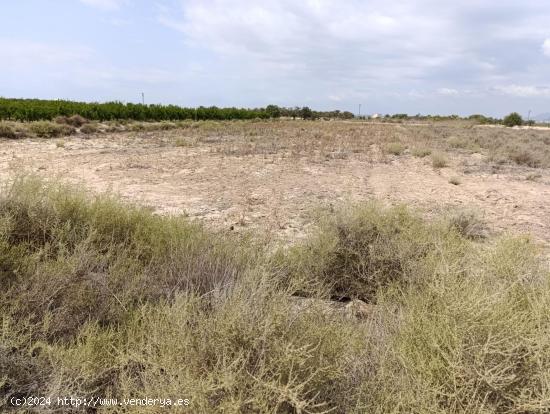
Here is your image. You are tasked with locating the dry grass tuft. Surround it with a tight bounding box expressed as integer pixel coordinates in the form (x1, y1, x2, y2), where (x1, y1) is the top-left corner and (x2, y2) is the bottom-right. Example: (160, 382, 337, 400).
(431, 152, 449, 168)
(384, 142, 406, 156)
(411, 146, 432, 157)
(449, 176, 461, 185)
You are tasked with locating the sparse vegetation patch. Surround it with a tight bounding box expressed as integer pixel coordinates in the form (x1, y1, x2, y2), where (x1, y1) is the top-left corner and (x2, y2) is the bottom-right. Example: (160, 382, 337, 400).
(1, 177, 549, 413)
(431, 152, 449, 168)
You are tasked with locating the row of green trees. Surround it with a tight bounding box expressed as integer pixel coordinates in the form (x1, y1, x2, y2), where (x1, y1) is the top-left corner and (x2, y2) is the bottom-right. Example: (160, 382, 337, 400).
(0, 98, 275, 121)
(0, 98, 529, 126)
(0, 98, 357, 122)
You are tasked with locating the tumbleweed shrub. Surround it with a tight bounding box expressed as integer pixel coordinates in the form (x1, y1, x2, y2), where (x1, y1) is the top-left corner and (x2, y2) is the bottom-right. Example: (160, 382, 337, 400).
(79, 122, 100, 134)
(0, 122, 18, 139)
(411, 146, 432, 157)
(445, 208, 488, 240)
(66, 114, 89, 127)
(508, 148, 542, 168)
(29, 121, 75, 138)
(274, 203, 470, 303)
(54, 114, 89, 127)
(362, 236, 550, 413)
(2, 178, 550, 413)
(1, 276, 373, 413)
(384, 142, 406, 156)
(431, 151, 449, 168)
(0, 177, 256, 340)
(1, 203, 371, 413)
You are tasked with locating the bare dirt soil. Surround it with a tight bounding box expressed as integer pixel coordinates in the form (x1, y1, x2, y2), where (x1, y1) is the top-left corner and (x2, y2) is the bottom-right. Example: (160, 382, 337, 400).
(1, 121, 549, 247)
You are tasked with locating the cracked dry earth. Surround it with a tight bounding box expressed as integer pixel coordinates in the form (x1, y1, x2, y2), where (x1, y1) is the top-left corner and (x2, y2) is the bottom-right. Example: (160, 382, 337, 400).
(1, 128, 549, 248)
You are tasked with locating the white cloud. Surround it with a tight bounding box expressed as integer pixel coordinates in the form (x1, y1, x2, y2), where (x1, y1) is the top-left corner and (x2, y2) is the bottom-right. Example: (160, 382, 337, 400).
(437, 88, 459, 96)
(493, 84, 550, 97)
(79, 0, 128, 11)
(543, 39, 550, 57)
(0, 39, 92, 67)
(157, 0, 460, 86)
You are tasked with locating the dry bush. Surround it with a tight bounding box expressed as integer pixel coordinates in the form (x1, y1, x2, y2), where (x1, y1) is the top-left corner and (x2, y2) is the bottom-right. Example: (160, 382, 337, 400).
(174, 137, 193, 147)
(446, 208, 488, 239)
(157, 121, 177, 130)
(53, 115, 88, 127)
(274, 203, 468, 303)
(80, 123, 99, 134)
(384, 142, 406, 155)
(361, 236, 550, 413)
(66, 114, 88, 127)
(1, 178, 550, 413)
(431, 152, 448, 168)
(29, 121, 75, 138)
(0, 177, 254, 340)
(448, 176, 461, 185)
(447, 136, 469, 149)
(53, 115, 69, 124)
(509, 149, 541, 168)
(0, 123, 18, 139)
(411, 146, 431, 157)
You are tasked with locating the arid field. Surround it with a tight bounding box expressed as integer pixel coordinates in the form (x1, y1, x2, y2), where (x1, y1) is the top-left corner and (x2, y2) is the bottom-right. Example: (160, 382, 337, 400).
(2, 119, 550, 413)
(2, 119, 549, 246)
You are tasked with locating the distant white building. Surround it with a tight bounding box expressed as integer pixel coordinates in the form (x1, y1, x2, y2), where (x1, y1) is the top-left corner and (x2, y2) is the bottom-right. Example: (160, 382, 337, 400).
(370, 113, 381, 119)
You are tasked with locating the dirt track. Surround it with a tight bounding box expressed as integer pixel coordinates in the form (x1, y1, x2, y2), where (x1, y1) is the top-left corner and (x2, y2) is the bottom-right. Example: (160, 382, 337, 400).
(1, 127, 549, 247)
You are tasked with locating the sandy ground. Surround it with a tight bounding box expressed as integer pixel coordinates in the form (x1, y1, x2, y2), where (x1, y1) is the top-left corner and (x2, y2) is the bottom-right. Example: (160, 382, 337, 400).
(1, 129, 549, 247)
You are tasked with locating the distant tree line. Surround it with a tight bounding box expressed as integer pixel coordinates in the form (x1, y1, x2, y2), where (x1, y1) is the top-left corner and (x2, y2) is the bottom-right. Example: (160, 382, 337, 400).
(275, 106, 354, 120)
(0, 98, 530, 127)
(376, 113, 533, 127)
(0, 98, 356, 122)
(0, 98, 270, 122)
(355, 113, 507, 125)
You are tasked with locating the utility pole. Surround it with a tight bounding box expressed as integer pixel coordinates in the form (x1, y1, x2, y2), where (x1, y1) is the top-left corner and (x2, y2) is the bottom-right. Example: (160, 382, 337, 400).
(527, 109, 531, 123)
(358, 104, 361, 118)
(142, 92, 145, 105)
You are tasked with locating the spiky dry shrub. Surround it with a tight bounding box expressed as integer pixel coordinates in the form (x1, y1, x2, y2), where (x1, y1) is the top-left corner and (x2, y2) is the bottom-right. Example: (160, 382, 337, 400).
(384, 142, 406, 156)
(128, 122, 178, 132)
(274, 203, 469, 303)
(276, 203, 550, 412)
(0, 122, 28, 139)
(411, 146, 432, 157)
(79, 123, 99, 134)
(361, 236, 550, 413)
(54, 115, 88, 127)
(53, 115, 69, 124)
(2, 278, 370, 413)
(0, 123, 18, 139)
(446, 208, 488, 239)
(1, 179, 549, 413)
(29, 121, 75, 138)
(0, 178, 368, 412)
(431, 152, 449, 168)
(508, 149, 541, 168)
(67, 115, 88, 127)
(0, 177, 253, 341)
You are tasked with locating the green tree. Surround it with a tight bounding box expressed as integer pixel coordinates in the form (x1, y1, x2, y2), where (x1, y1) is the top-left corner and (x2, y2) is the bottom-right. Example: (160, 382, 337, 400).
(503, 112, 523, 127)
(300, 106, 313, 120)
(265, 104, 281, 118)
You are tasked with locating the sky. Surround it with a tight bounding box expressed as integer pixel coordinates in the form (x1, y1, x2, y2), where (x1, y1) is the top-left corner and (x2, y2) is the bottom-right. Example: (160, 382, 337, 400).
(1, 0, 550, 117)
